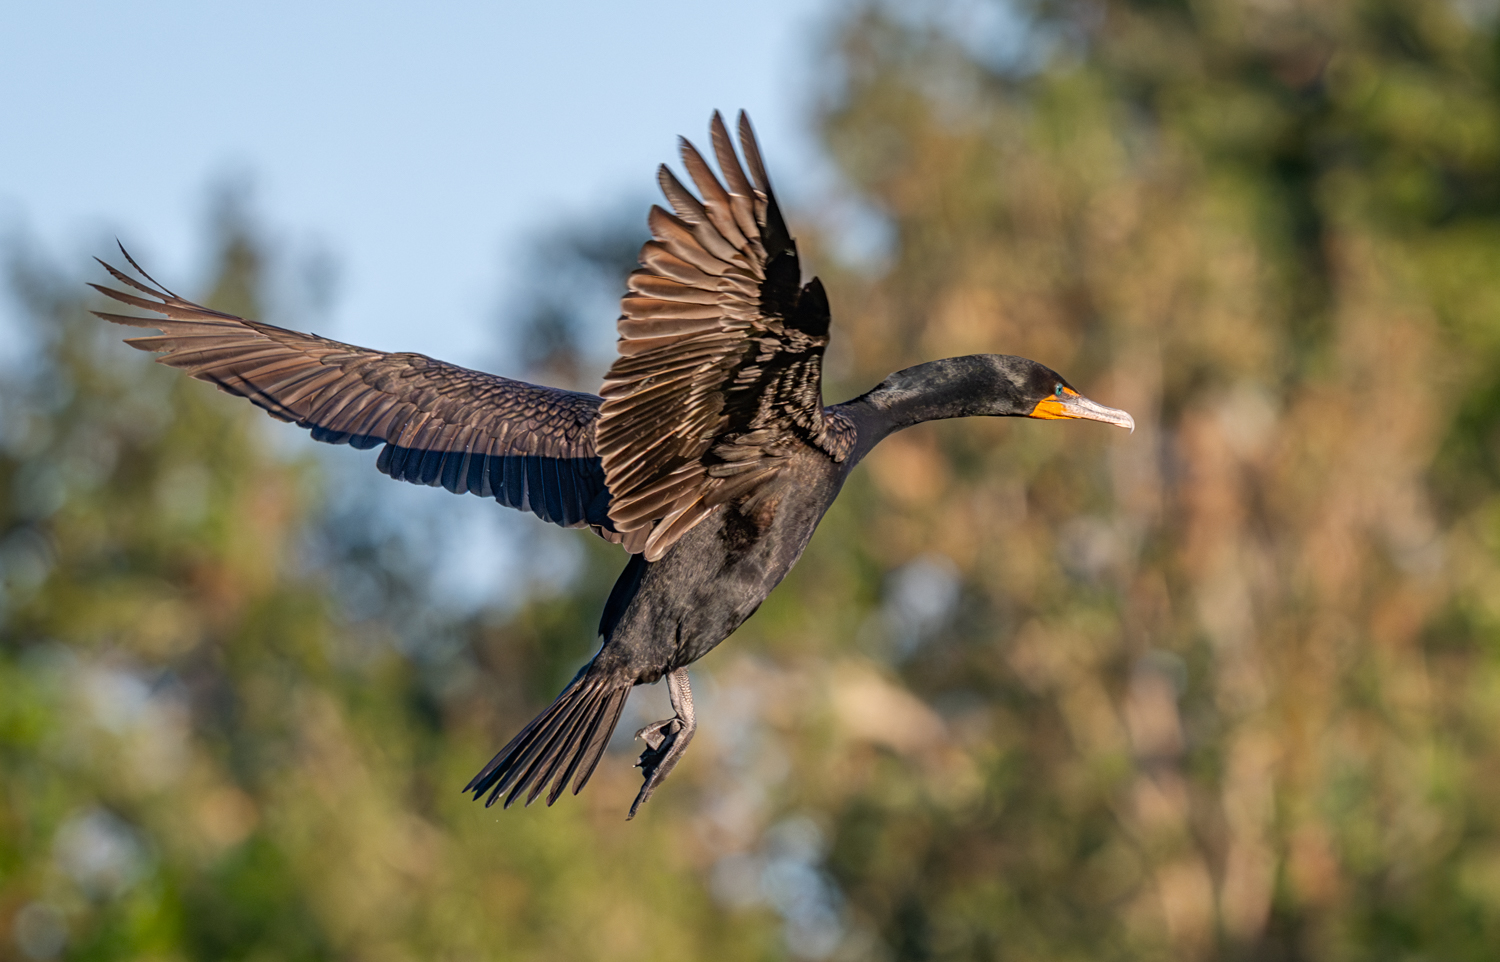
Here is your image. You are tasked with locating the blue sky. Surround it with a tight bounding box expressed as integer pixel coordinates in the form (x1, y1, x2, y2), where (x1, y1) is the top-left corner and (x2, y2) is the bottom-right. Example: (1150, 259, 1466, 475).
(3, 0, 841, 370)
(3, 0, 852, 607)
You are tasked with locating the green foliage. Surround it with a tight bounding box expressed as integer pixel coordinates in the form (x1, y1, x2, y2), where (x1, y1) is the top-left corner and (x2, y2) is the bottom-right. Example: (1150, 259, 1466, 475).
(804, 1, 1500, 958)
(0, 225, 780, 960)
(10, 1, 1500, 960)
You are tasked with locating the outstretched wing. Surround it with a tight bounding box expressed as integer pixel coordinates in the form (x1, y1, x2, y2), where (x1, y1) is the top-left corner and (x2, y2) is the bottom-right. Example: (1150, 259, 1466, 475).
(91, 250, 628, 542)
(597, 111, 835, 561)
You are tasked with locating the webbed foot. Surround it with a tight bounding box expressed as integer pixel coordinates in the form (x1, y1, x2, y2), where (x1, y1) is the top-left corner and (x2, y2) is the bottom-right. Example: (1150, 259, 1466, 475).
(627, 668, 695, 819)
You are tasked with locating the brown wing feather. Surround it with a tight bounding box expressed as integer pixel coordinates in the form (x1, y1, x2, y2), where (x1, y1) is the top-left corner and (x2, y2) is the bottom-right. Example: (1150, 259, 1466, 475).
(596, 111, 836, 561)
(91, 248, 624, 541)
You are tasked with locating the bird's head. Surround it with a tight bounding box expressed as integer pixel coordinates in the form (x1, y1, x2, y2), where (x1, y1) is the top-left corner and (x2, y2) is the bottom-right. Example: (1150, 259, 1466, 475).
(851, 354, 1135, 436)
(998, 355, 1135, 432)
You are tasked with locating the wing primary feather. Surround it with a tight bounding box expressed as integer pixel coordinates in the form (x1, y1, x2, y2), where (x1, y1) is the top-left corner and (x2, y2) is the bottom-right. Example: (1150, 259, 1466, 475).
(301, 378, 371, 433)
(657, 165, 706, 224)
(267, 366, 346, 409)
(625, 272, 720, 304)
(93, 255, 616, 539)
(89, 283, 195, 316)
(638, 242, 719, 287)
(647, 206, 732, 276)
(116, 242, 185, 299)
(679, 138, 749, 251)
(343, 394, 403, 442)
(709, 111, 762, 244)
(737, 111, 773, 197)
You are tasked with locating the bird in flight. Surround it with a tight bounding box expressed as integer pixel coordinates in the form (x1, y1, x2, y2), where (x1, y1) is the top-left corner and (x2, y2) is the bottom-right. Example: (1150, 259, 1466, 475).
(92, 111, 1133, 818)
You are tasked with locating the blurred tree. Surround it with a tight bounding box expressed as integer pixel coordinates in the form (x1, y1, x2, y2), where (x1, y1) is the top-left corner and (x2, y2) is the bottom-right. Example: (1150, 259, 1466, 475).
(750, 0, 1500, 959)
(0, 206, 779, 961)
(11, 2, 1500, 960)
(502, 199, 650, 391)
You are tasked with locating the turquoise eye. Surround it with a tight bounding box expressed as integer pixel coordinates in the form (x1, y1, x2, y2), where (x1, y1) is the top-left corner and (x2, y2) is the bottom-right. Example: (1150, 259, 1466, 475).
(1054, 384, 1065, 397)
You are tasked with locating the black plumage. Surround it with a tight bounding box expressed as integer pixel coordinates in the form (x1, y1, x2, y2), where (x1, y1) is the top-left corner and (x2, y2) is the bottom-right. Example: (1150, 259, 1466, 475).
(92, 111, 1134, 818)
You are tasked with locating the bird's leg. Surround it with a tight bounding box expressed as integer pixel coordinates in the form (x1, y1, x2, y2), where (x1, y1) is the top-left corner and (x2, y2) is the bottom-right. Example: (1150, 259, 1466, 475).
(628, 667, 696, 819)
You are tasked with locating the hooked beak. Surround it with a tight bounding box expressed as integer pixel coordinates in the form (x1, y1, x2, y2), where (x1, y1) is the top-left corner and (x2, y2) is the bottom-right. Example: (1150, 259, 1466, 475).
(1028, 392, 1136, 433)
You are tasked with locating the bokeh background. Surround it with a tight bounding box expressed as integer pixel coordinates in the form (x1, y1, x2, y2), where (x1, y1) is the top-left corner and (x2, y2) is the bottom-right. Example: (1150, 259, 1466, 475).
(7, 0, 1500, 959)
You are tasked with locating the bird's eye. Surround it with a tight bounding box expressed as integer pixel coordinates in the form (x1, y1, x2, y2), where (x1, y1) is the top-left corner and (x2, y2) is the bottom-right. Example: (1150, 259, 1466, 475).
(1054, 384, 1065, 397)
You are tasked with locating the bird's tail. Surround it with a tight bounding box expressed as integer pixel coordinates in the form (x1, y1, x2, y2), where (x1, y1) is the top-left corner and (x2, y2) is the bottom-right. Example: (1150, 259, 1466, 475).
(465, 670, 631, 808)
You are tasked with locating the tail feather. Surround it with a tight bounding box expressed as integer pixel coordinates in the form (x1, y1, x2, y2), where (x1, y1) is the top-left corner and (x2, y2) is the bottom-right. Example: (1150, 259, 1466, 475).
(501, 688, 596, 799)
(557, 688, 629, 802)
(516, 689, 603, 806)
(465, 674, 632, 808)
(527, 691, 609, 806)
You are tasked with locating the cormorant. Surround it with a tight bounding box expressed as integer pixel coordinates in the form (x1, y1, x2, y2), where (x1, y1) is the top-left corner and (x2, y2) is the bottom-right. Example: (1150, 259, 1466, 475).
(92, 111, 1133, 818)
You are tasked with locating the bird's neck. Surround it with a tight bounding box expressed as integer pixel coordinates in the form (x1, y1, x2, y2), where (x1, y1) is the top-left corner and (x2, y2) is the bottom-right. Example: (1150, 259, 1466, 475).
(835, 356, 1019, 463)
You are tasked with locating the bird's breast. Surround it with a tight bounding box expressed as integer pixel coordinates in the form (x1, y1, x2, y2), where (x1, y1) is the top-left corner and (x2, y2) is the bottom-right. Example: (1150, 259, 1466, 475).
(608, 454, 845, 677)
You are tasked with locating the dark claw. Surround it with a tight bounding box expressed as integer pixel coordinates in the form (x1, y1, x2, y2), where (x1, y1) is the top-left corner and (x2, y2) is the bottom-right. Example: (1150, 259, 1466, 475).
(635, 717, 678, 754)
(628, 715, 692, 819)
